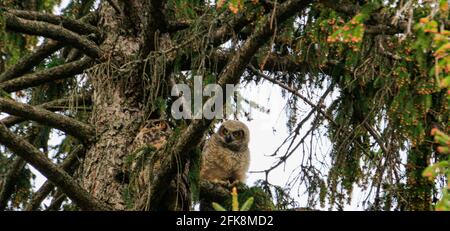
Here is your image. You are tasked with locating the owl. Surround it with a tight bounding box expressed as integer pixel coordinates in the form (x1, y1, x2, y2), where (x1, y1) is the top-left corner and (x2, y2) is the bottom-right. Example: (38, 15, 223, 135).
(133, 119, 171, 151)
(128, 119, 192, 210)
(200, 120, 250, 184)
(128, 119, 172, 209)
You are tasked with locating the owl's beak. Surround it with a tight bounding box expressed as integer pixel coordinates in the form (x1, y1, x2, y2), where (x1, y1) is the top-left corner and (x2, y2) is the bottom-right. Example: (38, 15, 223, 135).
(225, 135, 233, 143)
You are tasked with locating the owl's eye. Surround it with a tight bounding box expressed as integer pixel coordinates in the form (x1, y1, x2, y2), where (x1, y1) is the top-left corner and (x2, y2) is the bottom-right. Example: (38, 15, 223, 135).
(222, 128, 229, 135)
(233, 130, 243, 138)
(157, 122, 167, 129)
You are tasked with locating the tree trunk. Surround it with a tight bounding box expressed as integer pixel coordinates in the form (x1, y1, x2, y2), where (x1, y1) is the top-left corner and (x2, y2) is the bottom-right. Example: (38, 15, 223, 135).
(81, 3, 144, 210)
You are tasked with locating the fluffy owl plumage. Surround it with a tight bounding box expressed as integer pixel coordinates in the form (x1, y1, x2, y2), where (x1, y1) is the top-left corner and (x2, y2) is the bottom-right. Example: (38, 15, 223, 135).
(129, 119, 190, 210)
(200, 120, 250, 183)
(133, 119, 171, 151)
(130, 119, 171, 196)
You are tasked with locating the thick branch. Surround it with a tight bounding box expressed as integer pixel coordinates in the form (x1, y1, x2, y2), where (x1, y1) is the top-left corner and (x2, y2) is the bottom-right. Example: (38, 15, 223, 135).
(0, 41, 63, 83)
(0, 94, 92, 128)
(106, 0, 122, 15)
(199, 180, 229, 202)
(149, 0, 312, 209)
(0, 58, 93, 93)
(0, 126, 58, 210)
(0, 125, 49, 211)
(0, 98, 95, 144)
(5, 13, 103, 59)
(25, 145, 85, 211)
(6, 9, 101, 37)
(148, 0, 168, 32)
(0, 123, 110, 211)
(210, 11, 259, 47)
(140, 0, 168, 56)
(0, 12, 99, 83)
(167, 20, 190, 32)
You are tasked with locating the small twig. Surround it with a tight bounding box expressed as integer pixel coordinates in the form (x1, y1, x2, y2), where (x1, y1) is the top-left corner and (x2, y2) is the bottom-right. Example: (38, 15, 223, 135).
(250, 125, 314, 174)
(249, 65, 337, 126)
(363, 121, 389, 155)
(378, 39, 401, 60)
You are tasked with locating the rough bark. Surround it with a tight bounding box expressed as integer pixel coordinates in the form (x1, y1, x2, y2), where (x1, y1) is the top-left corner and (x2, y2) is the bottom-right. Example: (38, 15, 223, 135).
(80, 2, 144, 210)
(0, 98, 95, 144)
(5, 13, 103, 59)
(0, 58, 93, 93)
(0, 41, 63, 83)
(0, 95, 92, 128)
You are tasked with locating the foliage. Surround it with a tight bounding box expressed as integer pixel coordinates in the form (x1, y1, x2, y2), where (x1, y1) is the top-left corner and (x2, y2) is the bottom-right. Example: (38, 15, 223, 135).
(212, 187, 254, 211)
(423, 128, 450, 210)
(416, 0, 450, 211)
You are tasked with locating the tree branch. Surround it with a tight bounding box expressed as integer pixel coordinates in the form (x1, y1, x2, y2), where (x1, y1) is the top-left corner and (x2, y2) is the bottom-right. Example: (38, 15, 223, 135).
(210, 10, 259, 47)
(0, 12, 99, 83)
(6, 9, 101, 37)
(0, 98, 95, 144)
(177, 50, 339, 77)
(25, 145, 85, 211)
(140, 0, 168, 56)
(320, 0, 418, 35)
(248, 64, 337, 126)
(106, 0, 122, 15)
(363, 121, 389, 155)
(0, 123, 111, 211)
(148, 0, 312, 209)
(0, 41, 63, 83)
(0, 94, 92, 128)
(199, 180, 230, 211)
(0, 157, 27, 210)
(45, 190, 66, 211)
(0, 58, 93, 93)
(0, 125, 58, 210)
(5, 13, 103, 59)
(167, 20, 190, 32)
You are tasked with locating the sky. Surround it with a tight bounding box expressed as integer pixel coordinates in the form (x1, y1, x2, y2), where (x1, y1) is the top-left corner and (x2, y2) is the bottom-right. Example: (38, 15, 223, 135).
(2, 0, 366, 210)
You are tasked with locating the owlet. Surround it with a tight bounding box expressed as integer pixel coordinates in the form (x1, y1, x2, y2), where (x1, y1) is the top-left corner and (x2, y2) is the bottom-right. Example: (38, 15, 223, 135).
(200, 120, 250, 184)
